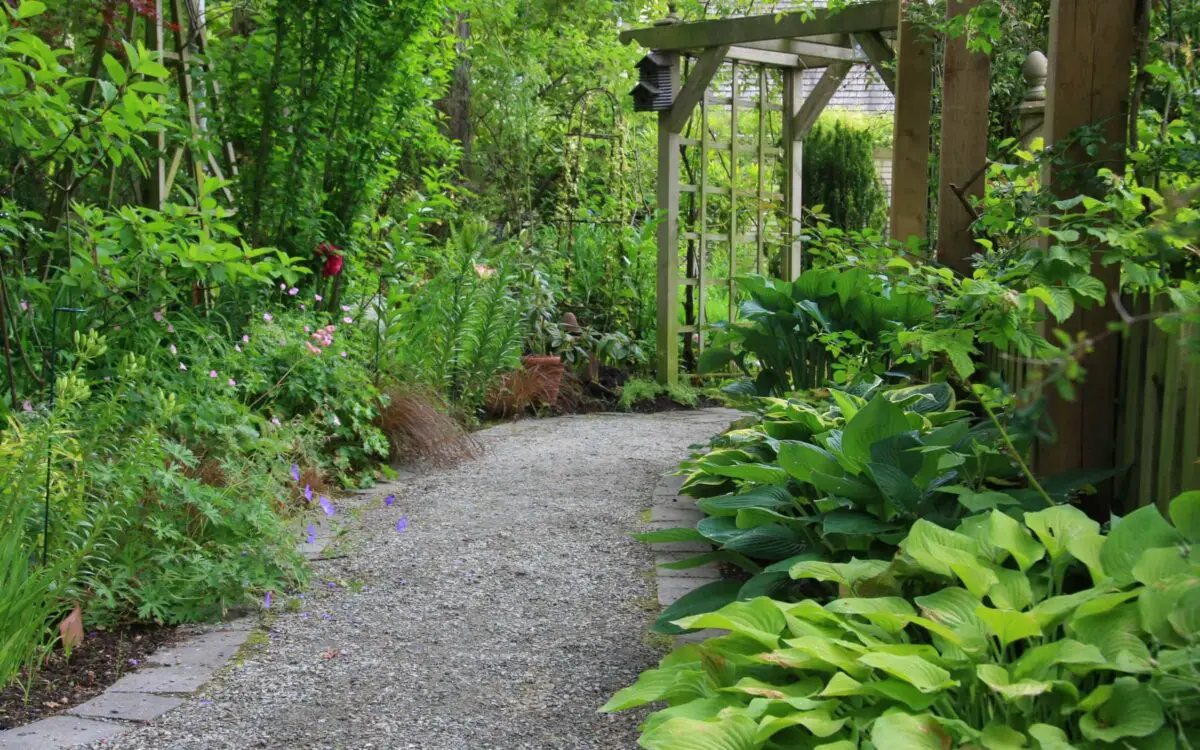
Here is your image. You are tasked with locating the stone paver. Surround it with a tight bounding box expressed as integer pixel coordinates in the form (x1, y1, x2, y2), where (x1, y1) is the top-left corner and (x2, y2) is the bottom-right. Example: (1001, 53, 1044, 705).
(69, 693, 185, 724)
(0, 716, 123, 749)
(106, 664, 216, 695)
(147, 630, 251, 669)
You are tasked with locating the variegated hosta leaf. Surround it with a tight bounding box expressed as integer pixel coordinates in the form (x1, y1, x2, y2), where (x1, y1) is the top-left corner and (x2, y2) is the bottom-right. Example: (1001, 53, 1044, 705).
(976, 663, 1054, 700)
(915, 587, 990, 656)
(674, 598, 787, 650)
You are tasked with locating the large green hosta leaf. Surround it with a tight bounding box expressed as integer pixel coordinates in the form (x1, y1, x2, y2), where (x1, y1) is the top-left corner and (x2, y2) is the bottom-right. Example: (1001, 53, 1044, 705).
(984, 511, 1045, 571)
(857, 652, 957, 694)
(755, 710, 846, 743)
(1023, 505, 1100, 562)
(790, 558, 891, 588)
(1069, 604, 1153, 673)
(1012, 638, 1105, 680)
(653, 580, 745, 635)
(639, 712, 760, 750)
(871, 711, 951, 750)
(914, 587, 989, 655)
(1100, 506, 1183, 586)
(777, 441, 843, 483)
(1170, 491, 1200, 542)
(976, 606, 1043, 648)
(601, 666, 715, 712)
(696, 487, 795, 517)
(1078, 676, 1165, 742)
(723, 525, 808, 560)
(698, 462, 791, 487)
(840, 396, 912, 472)
(976, 664, 1053, 700)
(674, 598, 787, 649)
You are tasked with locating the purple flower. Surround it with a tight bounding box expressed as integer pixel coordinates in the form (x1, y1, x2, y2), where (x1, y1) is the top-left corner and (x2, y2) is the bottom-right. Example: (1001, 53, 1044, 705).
(18, 300, 28, 312)
(21, 400, 32, 413)
(129, 658, 139, 666)
(319, 496, 335, 516)
(291, 464, 300, 482)
(243, 334, 250, 343)
(288, 287, 299, 296)
(263, 313, 273, 323)
(339, 351, 347, 358)
(264, 591, 272, 609)
(384, 494, 395, 507)
(341, 305, 351, 312)
(279, 283, 286, 291)
(307, 524, 317, 544)
(395, 516, 408, 533)
(167, 323, 175, 333)
(343, 317, 353, 324)
(315, 294, 323, 302)
(209, 370, 218, 378)
(271, 416, 282, 427)
(228, 378, 237, 387)
(153, 311, 164, 322)
(304, 484, 313, 502)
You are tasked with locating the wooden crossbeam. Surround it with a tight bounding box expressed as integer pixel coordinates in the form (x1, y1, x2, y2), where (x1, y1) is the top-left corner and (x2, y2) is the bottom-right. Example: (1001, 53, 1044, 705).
(726, 45, 801, 68)
(791, 61, 852, 139)
(620, 1, 898, 51)
(852, 31, 895, 93)
(667, 46, 729, 133)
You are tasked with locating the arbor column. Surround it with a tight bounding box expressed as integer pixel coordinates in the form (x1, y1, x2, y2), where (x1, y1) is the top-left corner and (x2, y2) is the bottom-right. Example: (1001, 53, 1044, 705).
(1037, 0, 1138, 509)
(888, 0, 933, 242)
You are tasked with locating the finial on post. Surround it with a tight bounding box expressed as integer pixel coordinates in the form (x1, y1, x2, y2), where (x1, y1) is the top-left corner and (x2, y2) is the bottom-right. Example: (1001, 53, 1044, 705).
(655, 2, 679, 26)
(1022, 51, 1047, 102)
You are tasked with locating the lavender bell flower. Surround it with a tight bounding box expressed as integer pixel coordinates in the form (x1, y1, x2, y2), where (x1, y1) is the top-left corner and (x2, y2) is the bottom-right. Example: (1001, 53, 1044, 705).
(305, 484, 313, 502)
(319, 496, 335, 516)
(291, 463, 300, 482)
(396, 516, 408, 533)
(307, 524, 317, 544)
(385, 494, 395, 507)
(264, 591, 272, 609)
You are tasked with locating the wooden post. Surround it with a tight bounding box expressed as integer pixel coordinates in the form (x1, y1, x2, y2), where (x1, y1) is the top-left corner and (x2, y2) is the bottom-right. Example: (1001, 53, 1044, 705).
(783, 68, 805, 280)
(655, 57, 683, 385)
(936, 0, 990, 276)
(1037, 0, 1138, 511)
(888, 0, 933, 242)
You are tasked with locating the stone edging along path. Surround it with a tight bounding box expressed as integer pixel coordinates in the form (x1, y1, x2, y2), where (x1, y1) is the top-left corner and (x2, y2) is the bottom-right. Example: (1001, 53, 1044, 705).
(646, 471, 728, 645)
(0, 522, 339, 750)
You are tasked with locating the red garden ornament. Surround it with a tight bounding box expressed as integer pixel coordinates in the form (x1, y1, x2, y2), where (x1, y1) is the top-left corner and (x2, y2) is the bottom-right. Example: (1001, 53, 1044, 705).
(315, 242, 344, 277)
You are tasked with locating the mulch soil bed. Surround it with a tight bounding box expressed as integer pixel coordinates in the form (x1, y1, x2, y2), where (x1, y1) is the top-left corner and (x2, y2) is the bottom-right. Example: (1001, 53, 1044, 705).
(0, 623, 179, 731)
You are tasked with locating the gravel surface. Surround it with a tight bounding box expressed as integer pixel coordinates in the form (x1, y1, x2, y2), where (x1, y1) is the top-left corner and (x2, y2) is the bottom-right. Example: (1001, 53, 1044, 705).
(90, 410, 738, 750)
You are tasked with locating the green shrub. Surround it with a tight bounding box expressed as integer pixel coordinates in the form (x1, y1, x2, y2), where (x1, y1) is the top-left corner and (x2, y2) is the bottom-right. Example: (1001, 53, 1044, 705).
(608, 496, 1200, 748)
(802, 118, 888, 232)
(619, 379, 701, 410)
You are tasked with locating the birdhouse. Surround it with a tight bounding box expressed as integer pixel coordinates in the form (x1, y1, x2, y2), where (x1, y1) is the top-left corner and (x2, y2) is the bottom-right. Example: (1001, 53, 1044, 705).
(631, 51, 678, 112)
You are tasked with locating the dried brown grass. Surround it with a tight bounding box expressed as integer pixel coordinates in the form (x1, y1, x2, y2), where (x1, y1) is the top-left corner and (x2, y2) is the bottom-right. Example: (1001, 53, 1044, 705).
(376, 388, 480, 467)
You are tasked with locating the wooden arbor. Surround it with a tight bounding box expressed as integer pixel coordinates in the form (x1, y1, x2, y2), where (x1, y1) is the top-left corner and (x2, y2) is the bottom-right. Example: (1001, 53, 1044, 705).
(620, 2, 914, 384)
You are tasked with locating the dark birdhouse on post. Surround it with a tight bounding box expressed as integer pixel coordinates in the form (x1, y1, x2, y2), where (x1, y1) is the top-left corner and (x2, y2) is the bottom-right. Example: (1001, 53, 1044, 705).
(631, 51, 678, 112)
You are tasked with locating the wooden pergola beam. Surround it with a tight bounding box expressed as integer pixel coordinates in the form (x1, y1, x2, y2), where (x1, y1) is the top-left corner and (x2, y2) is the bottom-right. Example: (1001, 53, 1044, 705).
(726, 45, 801, 68)
(852, 31, 895, 93)
(792, 61, 852, 139)
(620, 1, 898, 50)
(667, 46, 730, 134)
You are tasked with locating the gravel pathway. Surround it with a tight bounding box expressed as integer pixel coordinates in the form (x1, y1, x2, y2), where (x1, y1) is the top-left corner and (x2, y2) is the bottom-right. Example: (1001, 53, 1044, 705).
(93, 410, 737, 750)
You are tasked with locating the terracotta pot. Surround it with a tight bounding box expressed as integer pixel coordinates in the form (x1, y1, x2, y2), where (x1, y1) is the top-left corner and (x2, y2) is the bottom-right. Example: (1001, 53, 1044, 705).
(522, 354, 565, 406)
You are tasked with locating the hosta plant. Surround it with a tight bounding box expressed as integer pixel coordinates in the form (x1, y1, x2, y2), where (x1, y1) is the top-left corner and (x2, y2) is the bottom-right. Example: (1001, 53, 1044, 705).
(608, 496, 1200, 748)
(640, 381, 1023, 627)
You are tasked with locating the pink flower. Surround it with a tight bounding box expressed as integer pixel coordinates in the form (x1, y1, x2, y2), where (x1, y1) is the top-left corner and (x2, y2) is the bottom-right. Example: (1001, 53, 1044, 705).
(271, 417, 282, 427)
(315, 294, 323, 302)
(21, 400, 32, 413)
(343, 317, 353, 324)
(263, 313, 273, 323)
(18, 300, 28, 312)
(327, 325, 336, 332)
(228, 378, 237, 387)
(340, 351, 347, 358)
(153, 311, 164, 322)
(179, 362, 187, 371)
(279, 283, 286, 291)
(474, 263, 496, 279)
(288, 288, 299, 296)
(170, 344, 177, 354)
(242, 335, 250, 343)
(300, 304, 306, 311)
(304, 326, 311, 333)
(167, 324, 175, 333)
(341, 305, 351, 312)
(209, 370, 218, 378)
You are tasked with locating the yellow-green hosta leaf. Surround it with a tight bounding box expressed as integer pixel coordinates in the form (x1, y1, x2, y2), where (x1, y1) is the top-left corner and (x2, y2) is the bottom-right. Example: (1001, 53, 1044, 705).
(1028, 724, 1078, 750)
(601, 667, 713, 712)
(899, 615, 963, 644)
(1169, 491, 1200, 542)
(976, 664, 1053, 701)
(789, 558, 891, 588)
(1030, 589, 1102, 630)
(915, 587, 989, 655)
(1024, 506, 1099, 562)
(1012, 639, 1105, 680)
(639, 713, 760, 750)
(1078, 676, 1165, 743)
(720, 676, 819, 702)
(641, 697, 745, 735)
(840, 396, 912, 472)
(1069, 605, 1153, 673)
(987, 566, 1034, 611)
(868, 679, 940, 711)
(825, 597, 915, 633)
(980, 721, 1029, 749)
(755, 711, 846, 743)
(871, 711, 951, 750)
(986, 511, 1045, 571)
(1065, 534, 1108, 585)
(858, 652, 957, 694)
(1071, 589, 1143, 620)
(776, 636, 870, 678)
(819, 672, 865, 697)
(976, 606, 1043, 648)
(1100, 506, 1183, 587)
(814, 742, 856, 750)
(1133, 546, 1196, 585)
(675, 598, 787, 650)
